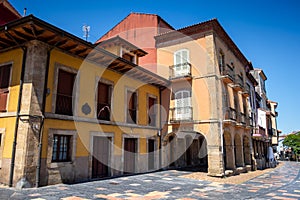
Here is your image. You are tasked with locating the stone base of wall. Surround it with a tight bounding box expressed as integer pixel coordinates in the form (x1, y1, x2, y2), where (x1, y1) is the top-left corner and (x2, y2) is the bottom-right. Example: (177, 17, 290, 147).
(0, 158, 11, 185)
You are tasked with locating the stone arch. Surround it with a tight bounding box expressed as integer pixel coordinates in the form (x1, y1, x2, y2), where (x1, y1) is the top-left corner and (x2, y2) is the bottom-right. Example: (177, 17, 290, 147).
(223, 131, 235, 170)
(234, 133, 244, 167)
(243, 135, 251, 165)
(163, 132, 177, 167)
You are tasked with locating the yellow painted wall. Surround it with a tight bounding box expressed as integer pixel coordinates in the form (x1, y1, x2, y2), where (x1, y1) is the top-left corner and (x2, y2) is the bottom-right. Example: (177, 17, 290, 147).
(0, 48, 23, 112)
(157, 37, 212, 122)
(0, 117, 17, 158)
(0, 48, 23, 159)
(42, 49, 160, 159)
(42, 119, 158, 158)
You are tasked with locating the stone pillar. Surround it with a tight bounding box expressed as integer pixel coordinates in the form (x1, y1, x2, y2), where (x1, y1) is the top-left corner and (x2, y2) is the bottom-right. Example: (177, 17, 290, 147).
(13, 40, 48, 187)
(207, 123, 224, 176)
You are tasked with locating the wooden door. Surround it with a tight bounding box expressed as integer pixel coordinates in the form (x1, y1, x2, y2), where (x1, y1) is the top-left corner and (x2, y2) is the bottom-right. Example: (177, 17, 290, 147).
(124, 138, 137, 174)
(92, 137, 110, 178)
(148, 139, 155, 170)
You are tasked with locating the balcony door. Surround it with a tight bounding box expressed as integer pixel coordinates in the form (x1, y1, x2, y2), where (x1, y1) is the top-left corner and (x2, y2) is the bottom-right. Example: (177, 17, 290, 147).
(175, 90, 191, 120)
(0, 64, 11, 112)
(174, 49, 189, 77)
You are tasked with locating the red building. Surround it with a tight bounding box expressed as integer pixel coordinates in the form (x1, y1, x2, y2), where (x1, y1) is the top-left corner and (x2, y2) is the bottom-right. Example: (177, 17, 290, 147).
(96, 13, 174, 73)
(0, 0, 21, 26)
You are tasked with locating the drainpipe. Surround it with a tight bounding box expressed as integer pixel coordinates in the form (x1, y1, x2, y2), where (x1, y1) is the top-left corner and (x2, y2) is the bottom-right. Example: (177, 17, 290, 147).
(158, 87, 163, 170)
(9, 47, 27, 187)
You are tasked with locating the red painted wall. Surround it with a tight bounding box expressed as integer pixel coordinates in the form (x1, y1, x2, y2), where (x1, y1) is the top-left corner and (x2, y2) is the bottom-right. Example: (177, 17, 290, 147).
(97, 13, 173, 73)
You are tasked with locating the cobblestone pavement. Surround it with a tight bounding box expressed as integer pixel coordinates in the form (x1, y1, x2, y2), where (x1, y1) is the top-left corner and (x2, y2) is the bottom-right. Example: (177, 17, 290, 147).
(0, 161, 299, 199)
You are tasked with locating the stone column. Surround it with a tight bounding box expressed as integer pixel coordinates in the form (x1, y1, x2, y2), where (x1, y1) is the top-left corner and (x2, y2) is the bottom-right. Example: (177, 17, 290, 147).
(13, 40, 48, 187)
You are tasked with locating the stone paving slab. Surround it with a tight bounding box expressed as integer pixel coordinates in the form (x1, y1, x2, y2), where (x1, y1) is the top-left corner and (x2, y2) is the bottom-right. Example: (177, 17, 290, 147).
(0, 161, 299, 199)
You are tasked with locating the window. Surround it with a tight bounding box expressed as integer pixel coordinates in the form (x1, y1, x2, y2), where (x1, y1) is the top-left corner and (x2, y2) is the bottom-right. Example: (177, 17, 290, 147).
(174, 49, 190, 77)
(174, 90, 192, 120)
(148, 96, 157, 126)
(52, 134, 72, 162)
(97, 82, 111, 121)
(122, 53, 135, 63)
(127, 90, 137, 124)
(55, 69, 76, 115)
(0, 64, 11, 112)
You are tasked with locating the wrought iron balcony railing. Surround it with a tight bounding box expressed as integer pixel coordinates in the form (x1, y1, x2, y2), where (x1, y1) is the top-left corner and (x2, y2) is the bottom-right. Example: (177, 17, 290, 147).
(224, 107, 237, 121)
(55, 93, 73, 116)
(169, 62, 192, 80)
(97, 103, 111, 121)
(170, 106, 193, 122)
(220, 64, 235, 83)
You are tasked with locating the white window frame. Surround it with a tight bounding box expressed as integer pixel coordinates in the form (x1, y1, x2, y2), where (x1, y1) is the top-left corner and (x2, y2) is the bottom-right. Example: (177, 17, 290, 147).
(174, 90, 191, 120)
(174, 49, 190, 77)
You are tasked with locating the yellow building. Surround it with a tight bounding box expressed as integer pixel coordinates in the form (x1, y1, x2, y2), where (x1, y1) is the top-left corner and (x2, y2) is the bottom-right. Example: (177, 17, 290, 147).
(0, 15, 169, 187)
(155, 19, 257, 176)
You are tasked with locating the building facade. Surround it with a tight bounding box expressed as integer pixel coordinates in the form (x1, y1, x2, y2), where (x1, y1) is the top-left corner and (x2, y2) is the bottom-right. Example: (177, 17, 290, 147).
(0, 15, 169, 187)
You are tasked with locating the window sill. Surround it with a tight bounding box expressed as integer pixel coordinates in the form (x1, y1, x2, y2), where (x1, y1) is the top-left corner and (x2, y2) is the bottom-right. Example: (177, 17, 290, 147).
(49, 161, 73, 168)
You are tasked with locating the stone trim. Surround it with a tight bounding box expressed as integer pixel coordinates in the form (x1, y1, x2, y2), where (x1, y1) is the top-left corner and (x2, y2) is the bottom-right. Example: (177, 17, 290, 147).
(47, 129, 77, 169)
(89, 132, 115, 179)
(122, 134, 140, 173)
(51, 62, 78, 114)
(0, 128, 5, 168)
(44, 112, 160, 130)
(125, 87, 139, 125)
(94, 76, 114, 120)
(0, 62, 13, 113)
(146, 93, 158, 128)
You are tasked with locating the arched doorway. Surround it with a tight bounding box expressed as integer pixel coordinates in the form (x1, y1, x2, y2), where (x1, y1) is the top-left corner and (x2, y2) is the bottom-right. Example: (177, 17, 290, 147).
(243, 136, 251, 165)
(223, 131, 235, 170)
(234, 134, 244, 167)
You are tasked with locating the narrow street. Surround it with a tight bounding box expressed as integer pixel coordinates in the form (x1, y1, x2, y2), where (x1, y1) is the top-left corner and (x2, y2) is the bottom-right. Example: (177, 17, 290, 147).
(0, 161, 299, 199)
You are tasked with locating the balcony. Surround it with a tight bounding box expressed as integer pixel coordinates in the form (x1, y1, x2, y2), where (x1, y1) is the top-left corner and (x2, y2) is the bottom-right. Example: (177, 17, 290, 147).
(170, 106, 193, 122)
(55, 93, 73, 116)
(232, 75, 244, 91)
(220, 64, 234, 83)
(224, 107, 237, 121)
(97, 103, 111, 121)
(242, 84, 250, 97)
(240, 113, 246, 125)
(169, 62, 192, 80)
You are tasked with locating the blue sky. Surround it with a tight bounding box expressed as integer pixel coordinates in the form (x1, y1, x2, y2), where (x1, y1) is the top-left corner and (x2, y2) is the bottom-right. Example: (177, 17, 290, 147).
(9, 0, 300, 134)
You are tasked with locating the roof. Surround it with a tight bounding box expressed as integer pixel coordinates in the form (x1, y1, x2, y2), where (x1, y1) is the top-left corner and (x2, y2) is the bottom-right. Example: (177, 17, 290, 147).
(98, 35, 148, 57)
(0, 15, 169, 88)
(155, 18, 251, 68)
(0, 0, 21, 25)
(254, 68, 267, 80)
(96, 12, 174, 43)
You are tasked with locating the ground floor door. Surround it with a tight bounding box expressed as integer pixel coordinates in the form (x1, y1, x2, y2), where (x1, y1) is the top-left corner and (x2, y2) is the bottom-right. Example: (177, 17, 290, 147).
(92, 137, 110, 178)
(148, 139, 155, 170)
(124, 138, 137, 174)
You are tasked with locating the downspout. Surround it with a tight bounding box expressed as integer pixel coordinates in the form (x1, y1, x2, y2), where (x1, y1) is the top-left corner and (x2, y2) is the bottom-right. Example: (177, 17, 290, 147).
(9, 46, 27, 187)
(36, 47, 54, 187)
(158, 87, 162, 170)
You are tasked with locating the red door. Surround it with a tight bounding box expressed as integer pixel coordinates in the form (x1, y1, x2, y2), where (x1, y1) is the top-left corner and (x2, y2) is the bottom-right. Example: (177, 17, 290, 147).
(124, 138, 137, 174)
(92, 137, 110, 178)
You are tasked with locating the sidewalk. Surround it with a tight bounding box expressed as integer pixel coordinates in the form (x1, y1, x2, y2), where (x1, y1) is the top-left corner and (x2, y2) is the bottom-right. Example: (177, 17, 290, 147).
(0, 161, 299, 199)
(182, 162, 284, 184)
